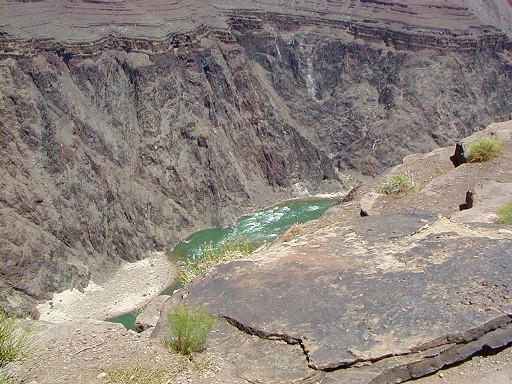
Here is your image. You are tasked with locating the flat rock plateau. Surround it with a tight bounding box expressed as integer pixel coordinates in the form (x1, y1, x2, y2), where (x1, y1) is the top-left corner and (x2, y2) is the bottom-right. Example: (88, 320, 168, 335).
(0, 0, 512, 383)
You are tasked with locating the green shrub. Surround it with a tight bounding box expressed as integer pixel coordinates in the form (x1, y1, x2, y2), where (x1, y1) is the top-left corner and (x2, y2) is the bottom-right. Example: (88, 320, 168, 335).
(166, 306, 215, 355)
(178, 237, 258, 284)
(468, 137, 505, 162)
(376, 173, 419, 195)
(497, 201, 512, 225)
(0, 373, 21, 384)
(0, 311, 33, 368)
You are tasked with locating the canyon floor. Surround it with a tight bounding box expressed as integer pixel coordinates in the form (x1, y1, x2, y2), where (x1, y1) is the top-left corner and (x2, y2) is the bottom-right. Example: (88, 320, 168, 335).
(7, 122, 512, 383)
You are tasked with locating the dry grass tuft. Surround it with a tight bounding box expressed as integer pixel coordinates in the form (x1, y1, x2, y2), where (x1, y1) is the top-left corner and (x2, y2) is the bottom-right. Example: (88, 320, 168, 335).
(468, 136, 505, 162)
(497, 201, 512, 224)
(376, 173, 421, 195)
(166, 306, 215, 355)
(282, 223, 304, 242)
(105, 353, 213, 384)
(0, 311, 34, 368)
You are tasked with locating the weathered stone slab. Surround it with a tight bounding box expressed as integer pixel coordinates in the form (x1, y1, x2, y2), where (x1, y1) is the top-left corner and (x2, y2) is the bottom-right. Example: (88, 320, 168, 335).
(324, 323, 512, 384)
(154, 214, 512, 382)
(208, 321, 314, 383)
(451, 181, 512, 224)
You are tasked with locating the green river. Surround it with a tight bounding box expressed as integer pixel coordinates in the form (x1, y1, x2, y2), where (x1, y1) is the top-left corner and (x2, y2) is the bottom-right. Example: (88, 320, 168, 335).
(109, 197, 336, 330)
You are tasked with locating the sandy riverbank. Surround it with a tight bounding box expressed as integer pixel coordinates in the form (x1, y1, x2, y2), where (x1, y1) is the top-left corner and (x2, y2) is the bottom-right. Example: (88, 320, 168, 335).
(36, 252, 176, 322)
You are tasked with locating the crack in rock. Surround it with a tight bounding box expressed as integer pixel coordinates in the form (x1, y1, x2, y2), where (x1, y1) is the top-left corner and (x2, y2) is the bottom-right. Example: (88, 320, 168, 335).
(220, 313, 512, 383)
(313, 314, 512, 371)
(370, 323, 512, 384)
(220, 315, 312, 365)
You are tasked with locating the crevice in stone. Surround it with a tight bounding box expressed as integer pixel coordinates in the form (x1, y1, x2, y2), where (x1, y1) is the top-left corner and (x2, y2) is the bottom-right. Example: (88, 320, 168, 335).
(10, 284, 39, 299)
(315, 313, 512, 371)
(369, 323, 512, 384)
(220, 315, 312, 365)
(220, 313, 512, 379)
(411, 314, 511, 353)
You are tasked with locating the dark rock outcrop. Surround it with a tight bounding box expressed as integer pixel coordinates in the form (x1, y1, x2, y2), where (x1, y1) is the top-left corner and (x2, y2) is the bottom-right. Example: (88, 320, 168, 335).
(1, 1, 512, 314)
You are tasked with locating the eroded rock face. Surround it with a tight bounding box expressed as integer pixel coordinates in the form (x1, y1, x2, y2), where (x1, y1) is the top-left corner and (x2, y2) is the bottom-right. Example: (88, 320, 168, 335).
(0, 48, 337, 314)
(2, 0, 511, 46)
(1, 1, 512, 314)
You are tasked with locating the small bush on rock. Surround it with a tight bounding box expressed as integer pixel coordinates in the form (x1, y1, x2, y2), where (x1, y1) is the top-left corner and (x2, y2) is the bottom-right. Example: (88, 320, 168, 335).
(468, 137, 505, 162)
(497, 201, 512, 225)
(166, 306, 215, 355)
(376, 173, 419, 195)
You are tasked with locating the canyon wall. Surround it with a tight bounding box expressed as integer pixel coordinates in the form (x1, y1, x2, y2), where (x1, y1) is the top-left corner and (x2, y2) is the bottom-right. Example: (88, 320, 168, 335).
(1, 0, 511, 315)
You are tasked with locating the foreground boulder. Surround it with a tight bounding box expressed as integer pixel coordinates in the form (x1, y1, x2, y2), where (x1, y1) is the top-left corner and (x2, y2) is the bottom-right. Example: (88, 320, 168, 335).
(154, 212, 511, 383)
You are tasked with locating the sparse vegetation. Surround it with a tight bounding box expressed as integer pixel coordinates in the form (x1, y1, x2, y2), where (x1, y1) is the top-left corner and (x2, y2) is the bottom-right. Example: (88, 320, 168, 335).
(105, 363, 185, 384)
(105, 353, 212, 384)
(468, 136, 505, 163)
(282, 223, 303, 242)
(0, 310, 33, 368)
(166, 306, 215, 355)
(0, 373, 16, 384)
(178, 237, 258, 284)
(376, 173, 420, 195)
(497, 201, 512, 224)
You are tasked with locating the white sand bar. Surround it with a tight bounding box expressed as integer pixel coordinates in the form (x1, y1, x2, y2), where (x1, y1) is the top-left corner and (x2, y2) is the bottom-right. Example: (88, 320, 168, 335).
(37, 252, 176, 322)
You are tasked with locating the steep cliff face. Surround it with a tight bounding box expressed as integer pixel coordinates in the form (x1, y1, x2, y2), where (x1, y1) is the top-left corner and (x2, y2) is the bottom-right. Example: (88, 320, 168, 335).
(0, 46, 337, 314)
(1, 0, 512, 315)
(236, 29, 512, 173)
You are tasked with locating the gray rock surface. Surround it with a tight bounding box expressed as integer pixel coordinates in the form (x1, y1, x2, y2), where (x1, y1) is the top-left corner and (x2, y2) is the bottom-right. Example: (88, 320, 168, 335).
(135, 294, 170, 332)
(451, 181, 512, 223)
(1, 1, 512, 314)
(153, 125, 512, 383)
(2, 0, 511, 45)
(359, 121, 512, 219)
(154, 214, 512, 382)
